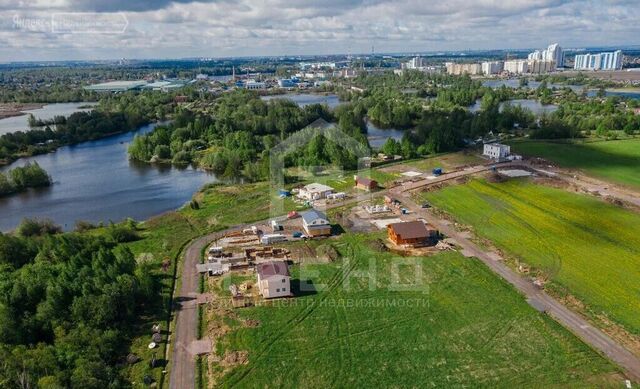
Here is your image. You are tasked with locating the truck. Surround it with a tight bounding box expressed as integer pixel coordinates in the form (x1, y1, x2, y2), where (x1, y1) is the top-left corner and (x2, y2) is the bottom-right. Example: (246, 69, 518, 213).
(260, 234, 287, 245)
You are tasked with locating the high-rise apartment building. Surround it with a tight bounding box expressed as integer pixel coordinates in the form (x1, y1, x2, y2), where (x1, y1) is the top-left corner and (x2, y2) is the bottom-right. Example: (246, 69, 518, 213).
(574, 50, 623, 71)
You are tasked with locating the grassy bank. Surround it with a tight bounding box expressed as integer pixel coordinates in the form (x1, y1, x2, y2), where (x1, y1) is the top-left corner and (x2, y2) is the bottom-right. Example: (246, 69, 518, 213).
(119, 182, 301, 385)
(212, 234, 619, 388)
(510, 139, 640, 189)
(422, 179, 640, 335)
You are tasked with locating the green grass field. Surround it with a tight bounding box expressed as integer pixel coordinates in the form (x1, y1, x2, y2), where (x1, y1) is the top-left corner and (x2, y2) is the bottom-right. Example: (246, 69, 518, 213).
(397, 151, 484, 172)
(511, 139, 640, 189)
(212, 234, 619, 388)
(422, 179, 640, 335)
(120, 182, 301, 384)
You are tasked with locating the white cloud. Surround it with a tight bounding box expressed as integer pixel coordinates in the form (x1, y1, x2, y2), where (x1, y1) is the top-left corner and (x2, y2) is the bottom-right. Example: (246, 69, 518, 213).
(0, 0, 638, 61)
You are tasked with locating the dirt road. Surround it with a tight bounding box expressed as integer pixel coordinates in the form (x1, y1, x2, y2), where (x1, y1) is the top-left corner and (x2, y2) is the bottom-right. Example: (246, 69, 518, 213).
(169, 161, 640, 387)
(169, 231, 221, 389)
(396, 192, 640, 382)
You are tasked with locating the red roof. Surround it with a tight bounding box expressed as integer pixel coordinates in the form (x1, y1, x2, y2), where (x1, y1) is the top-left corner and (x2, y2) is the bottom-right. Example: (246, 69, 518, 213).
(256, 261, 290, 278)
(356, 176, 377, 187)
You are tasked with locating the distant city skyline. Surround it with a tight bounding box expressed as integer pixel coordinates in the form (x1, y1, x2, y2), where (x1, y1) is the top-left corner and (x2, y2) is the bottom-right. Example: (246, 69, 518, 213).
(2, 0, 640, 62)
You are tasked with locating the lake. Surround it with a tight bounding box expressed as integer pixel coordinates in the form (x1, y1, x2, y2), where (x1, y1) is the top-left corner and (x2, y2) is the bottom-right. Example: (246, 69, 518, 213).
(483, 79, 640, 99)
(0, 102, 97, 135)
(261, 93, 342, 109)
(482, 79, 584, 92)
(0, 122, 217, 232)
(469, 99, 558, 115)
(261, 93, 404, 147)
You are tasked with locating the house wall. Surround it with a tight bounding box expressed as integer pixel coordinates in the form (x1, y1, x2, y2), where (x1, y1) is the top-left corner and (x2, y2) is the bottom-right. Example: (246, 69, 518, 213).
(305, 225, 332, 236)
(260, 276, 291, 298)
(387, 228, 428, 247)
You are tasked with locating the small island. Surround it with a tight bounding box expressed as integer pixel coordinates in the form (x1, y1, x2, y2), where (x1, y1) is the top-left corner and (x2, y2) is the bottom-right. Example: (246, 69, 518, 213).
(0, 162, 52, 197)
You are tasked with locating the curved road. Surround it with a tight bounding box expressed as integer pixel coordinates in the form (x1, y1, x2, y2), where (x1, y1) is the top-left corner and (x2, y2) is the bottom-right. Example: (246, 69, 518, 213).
(169, 163, 640, 388)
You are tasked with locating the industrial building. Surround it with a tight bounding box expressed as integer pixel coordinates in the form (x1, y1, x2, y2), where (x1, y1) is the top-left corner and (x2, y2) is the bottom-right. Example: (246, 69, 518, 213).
(84, 80, 149, 92)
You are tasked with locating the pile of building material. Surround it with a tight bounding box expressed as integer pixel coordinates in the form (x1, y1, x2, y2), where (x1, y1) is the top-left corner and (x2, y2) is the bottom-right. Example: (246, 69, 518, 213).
(364, 204, 390, 214)
(435, 240, 454, 251)
(499, 169, 532, 178)
(401, 171, 423, 177)
(245, 246, 290, 261)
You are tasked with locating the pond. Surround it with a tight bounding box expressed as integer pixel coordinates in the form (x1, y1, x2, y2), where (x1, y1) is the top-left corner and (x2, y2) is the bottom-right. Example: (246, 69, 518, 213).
(366, 120, 405, 148)
(261, 94, 405, 148)
(0, 122, 217, 232)
(0, 102, 97, 135)
(469, 99, 558, 115)
(260, 93, 342, 109)
(483, 79, 640, 99)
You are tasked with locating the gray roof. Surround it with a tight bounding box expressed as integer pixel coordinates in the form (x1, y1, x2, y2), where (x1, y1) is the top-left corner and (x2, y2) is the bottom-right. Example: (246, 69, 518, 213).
(301, 209, 328, 224)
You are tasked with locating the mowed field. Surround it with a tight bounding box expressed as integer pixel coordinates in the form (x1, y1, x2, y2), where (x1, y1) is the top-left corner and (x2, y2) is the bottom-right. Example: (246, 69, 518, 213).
(213, 234, 619, 388)
(511, 139, 640, 189)
(423, 179, 640, 335)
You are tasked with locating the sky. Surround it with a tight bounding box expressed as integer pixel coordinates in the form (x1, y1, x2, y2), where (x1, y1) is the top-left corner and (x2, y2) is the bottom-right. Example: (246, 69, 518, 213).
(1, 0, 639, 62)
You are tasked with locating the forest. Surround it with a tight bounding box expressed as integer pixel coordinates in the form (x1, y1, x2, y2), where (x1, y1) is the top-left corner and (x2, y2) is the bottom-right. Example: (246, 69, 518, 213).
(0, 223, 157, 388)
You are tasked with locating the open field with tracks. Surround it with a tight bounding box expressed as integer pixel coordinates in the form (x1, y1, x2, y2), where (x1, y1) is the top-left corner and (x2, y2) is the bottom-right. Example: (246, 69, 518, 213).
(511, 139, 640, 189)
(422, 179, 640, 336)
(210, 234, 620, 388)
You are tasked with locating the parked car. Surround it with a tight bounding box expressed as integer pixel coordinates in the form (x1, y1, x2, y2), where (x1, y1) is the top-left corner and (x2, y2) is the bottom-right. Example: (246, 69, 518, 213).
(421, 202, 431, 209)
(287, 211, 300, 219)
(292, 231, 303, 238)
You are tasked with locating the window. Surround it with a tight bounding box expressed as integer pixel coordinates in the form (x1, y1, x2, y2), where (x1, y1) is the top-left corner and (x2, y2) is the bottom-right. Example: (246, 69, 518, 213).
(282, 279, 286, 283)
(276, 288, 280, 292)
(282, 288, 286, 292)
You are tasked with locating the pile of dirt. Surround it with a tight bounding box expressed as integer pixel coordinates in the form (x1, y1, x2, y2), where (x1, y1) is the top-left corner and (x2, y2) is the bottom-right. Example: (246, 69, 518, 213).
(244, 319, 261, 328)
(485, 171, 507, 183)
(604, 196, 625, 207)
(366, 238, 389, 252)
(420, 181, 451, 193)
(316, 244, 340, 262)
(455, 175, 471, 185)
(222, 351, 249, 366)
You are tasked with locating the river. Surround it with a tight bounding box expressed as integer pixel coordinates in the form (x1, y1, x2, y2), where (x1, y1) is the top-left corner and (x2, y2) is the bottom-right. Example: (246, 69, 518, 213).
(0, 102, 97, 135)
(0, 122, 217, 232)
